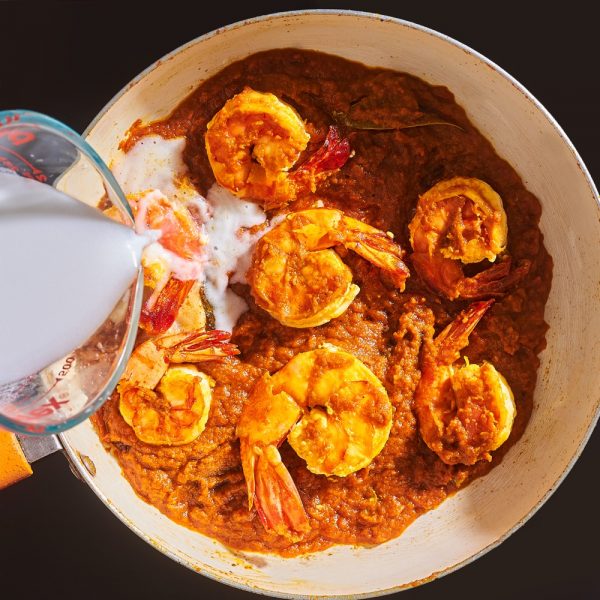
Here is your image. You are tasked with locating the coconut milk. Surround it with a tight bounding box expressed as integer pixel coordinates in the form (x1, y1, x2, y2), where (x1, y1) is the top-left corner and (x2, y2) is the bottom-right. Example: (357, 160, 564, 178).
(0, 172, 146, 385)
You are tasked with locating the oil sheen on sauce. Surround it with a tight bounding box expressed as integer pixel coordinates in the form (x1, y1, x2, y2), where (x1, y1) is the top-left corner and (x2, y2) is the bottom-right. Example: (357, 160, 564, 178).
(0, 172, 147, 386)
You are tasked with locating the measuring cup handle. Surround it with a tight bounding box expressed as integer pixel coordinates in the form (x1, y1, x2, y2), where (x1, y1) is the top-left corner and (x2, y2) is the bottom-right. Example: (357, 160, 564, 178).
(0, 431, 32, 489)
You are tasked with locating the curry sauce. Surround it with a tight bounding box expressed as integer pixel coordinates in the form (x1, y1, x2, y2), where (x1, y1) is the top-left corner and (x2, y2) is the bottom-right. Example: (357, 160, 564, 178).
(93, 49, 552, 555)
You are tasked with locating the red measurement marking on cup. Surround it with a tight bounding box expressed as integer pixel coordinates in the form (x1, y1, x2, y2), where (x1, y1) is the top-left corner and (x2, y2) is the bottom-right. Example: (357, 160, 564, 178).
(36, 355, 77, 402)
(0, 155, 20, 171)
(4, 396, 70, 425)
(25, 396, 70, 419)
(0, 145, 36, 170)
(0, 122, 47, 182)
(7, 355, 75, 404)
(0, 144, 47, 182)
(24, 423, 47, 434)
(2, 356, 76, 427)
(0, 127, 35, 145)
(0, 113, 21, 127)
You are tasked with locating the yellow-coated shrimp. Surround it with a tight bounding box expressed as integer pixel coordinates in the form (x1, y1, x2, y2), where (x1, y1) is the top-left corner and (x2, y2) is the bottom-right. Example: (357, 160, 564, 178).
(415, 300, 516, 465)
(237, 345, 393, 537)
(205, 87, 351, 208)
(248, 208, 410, 328)
(119, 330, 238, 446)
(409, 177, 530, 300)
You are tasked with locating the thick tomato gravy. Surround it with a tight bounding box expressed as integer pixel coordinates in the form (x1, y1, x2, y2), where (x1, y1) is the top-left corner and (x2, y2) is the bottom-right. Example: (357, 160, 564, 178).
(93, 49, 552, 556)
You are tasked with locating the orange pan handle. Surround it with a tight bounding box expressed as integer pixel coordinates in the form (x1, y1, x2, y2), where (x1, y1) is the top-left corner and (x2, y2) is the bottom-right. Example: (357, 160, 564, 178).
(0, 431, 33, 489)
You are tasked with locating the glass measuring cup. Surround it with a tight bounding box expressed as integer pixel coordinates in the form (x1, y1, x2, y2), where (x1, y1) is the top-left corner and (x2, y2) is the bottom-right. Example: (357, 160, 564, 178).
(0, 110, 144, 435)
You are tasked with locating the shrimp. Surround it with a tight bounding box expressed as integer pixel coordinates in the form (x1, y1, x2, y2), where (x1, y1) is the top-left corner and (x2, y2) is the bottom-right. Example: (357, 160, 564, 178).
(205, 87, 351, 208)
(237, 345, 393, 537)
(119, 330, 238, 445)
(415, 300, 516, 465)
(248, 208, 410, 328)
(129, 189, 206, 335)
(408, 177, 530, 300)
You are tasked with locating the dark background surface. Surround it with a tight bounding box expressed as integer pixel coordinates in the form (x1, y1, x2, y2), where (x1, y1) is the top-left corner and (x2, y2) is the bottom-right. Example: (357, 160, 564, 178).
(1, 2, 598, 599)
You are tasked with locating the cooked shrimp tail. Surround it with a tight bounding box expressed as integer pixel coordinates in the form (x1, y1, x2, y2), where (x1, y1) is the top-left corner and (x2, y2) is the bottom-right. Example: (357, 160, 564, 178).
(254, 445, 309, 536)
(433, 299, 493, 363)
(140, 277, 195, 335)
(456, 257, 531, 298)
(238, 374, 308, 536)
(411, 253, 530, 301)
(161, 329, 239, 363)
(346, 225, 410, 288)
(292, 125, 351, 185)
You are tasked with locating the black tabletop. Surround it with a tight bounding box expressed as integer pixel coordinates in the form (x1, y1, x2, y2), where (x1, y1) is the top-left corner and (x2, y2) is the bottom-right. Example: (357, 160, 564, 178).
(1, 2, 598, 599)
